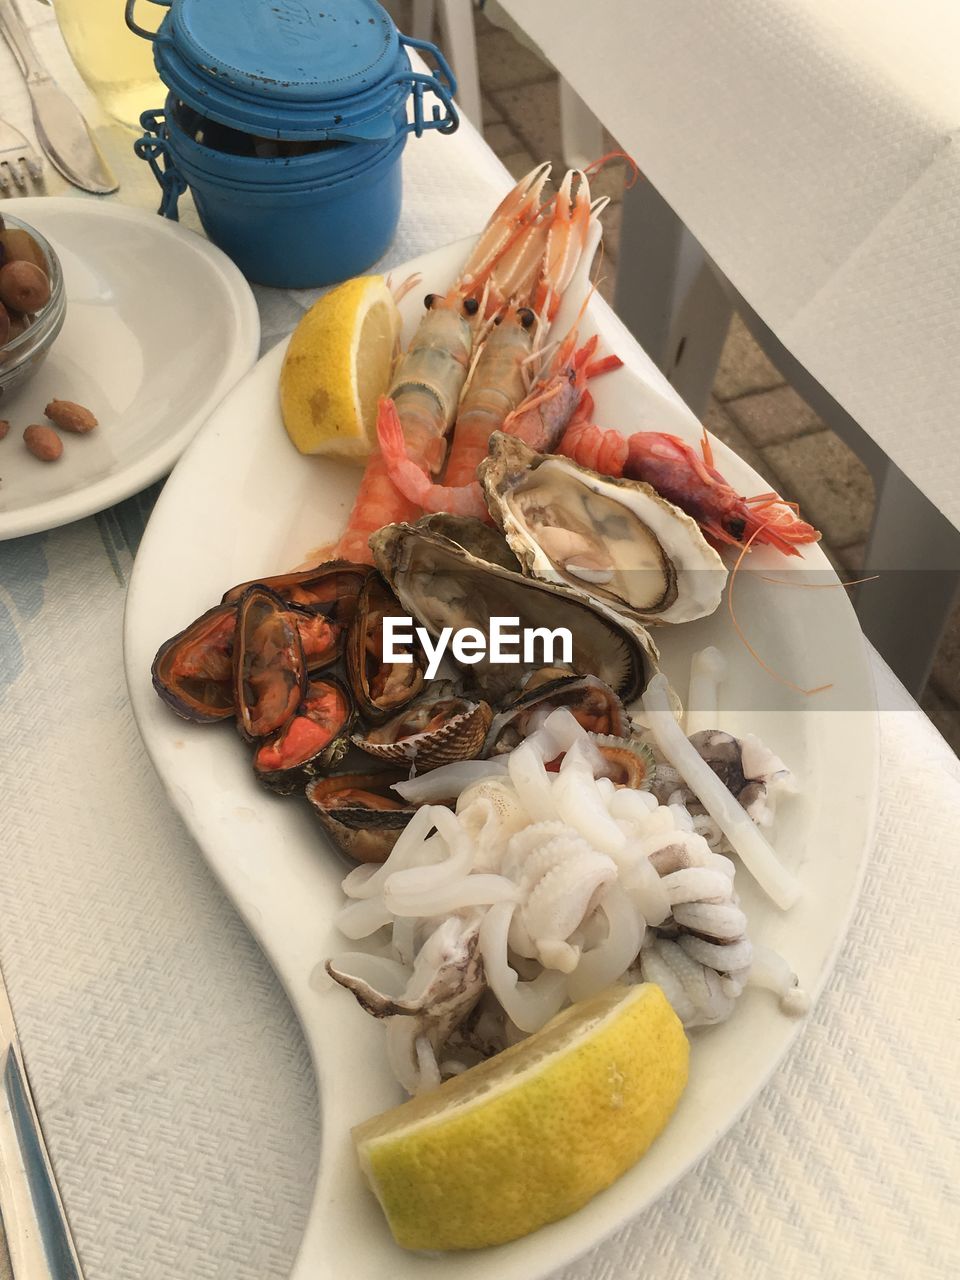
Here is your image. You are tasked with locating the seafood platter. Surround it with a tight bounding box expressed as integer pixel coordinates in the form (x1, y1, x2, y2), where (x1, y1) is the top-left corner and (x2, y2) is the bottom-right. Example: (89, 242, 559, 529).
(125, 164, 877, 1275)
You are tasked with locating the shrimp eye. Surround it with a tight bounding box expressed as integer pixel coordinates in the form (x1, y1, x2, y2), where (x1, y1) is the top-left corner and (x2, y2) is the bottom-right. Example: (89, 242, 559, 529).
(424, 293, 438, 310)
(462, 297, 480, 316)
(517, 307, 536, 329)
(493, 314, 503, 326)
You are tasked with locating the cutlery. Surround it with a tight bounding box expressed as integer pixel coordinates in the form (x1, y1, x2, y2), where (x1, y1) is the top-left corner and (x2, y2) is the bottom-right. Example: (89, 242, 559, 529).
(0, 962, 85, 1279)
(0, 0, 117, 195)
(0, 113, 43, 195)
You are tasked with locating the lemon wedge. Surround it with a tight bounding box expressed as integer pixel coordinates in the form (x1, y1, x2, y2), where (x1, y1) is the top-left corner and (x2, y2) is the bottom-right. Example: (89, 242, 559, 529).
(280, 275, 400, 459)
(354, 983, 688, 1252)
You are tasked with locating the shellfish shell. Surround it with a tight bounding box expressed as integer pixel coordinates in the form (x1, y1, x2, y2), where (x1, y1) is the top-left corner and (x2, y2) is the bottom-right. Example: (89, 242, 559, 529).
(479, 433, 727, 625)
(353, 685, 493, 772)
(306, 769, 415, 863)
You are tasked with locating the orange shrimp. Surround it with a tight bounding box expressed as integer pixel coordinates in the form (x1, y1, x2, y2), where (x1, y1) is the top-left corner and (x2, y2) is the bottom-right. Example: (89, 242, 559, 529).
(557, 422, 820, 557)
(324, 164, 554, 563)
(377, 331, 622, 519)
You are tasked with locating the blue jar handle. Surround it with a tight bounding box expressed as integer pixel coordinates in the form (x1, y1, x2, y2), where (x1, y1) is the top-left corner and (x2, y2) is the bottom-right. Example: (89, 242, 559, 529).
(397, 35, 460, 137)
(125, 0, 172, 43)
(134, 110, 187, 220)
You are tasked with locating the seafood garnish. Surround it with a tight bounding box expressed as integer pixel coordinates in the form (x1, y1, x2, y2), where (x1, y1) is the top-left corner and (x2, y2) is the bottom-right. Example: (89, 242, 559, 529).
(327, 701, 806, 1092)
(480, 433, 726, 624)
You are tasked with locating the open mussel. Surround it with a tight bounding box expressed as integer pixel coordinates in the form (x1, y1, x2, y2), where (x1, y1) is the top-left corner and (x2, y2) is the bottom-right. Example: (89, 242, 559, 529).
(347, 574, 426, 723)
(371, 522, 658, 702)
(479, 433, 726, 625)
(306, 770, 415, 863)
(253, 677, 354, 792)
(353, 682, 493, 772)
(224, 561, 372, 671)
(233, 586, 307, 742)
(152, 603, 237, 723)
(484, 672, 629, 756)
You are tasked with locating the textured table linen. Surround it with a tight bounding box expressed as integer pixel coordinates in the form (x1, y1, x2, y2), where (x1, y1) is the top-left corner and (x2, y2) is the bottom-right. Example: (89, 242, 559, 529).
(1, 6, 958, 1279)
(500, 0, 960, 535)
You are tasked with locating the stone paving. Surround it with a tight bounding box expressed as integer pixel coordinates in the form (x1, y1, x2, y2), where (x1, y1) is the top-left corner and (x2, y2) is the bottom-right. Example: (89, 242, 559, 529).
(393, 1, 960, 752)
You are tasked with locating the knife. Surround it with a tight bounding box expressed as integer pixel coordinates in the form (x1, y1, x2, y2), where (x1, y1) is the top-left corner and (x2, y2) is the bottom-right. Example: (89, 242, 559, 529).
(0, 0, 118, 195)
(0, 963, 85, 1279)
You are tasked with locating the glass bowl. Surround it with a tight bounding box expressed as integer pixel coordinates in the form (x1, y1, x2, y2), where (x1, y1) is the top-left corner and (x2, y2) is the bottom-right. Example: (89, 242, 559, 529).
(0, 213, 67, 404)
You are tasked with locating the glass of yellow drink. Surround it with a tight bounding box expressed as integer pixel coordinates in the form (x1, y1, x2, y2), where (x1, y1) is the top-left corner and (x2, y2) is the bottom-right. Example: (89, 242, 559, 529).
(52, 0, 166, 132)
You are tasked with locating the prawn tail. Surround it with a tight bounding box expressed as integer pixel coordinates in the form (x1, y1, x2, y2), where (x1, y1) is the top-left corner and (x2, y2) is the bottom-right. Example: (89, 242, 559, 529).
(375, 395, 433, 508)
(556, 420, 629, 476)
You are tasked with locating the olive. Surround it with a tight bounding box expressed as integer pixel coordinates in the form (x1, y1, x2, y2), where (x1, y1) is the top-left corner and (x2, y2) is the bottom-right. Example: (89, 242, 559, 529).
(0, 226, 47, 273)
(0, 261, 51, 314)
(0, 302, 9, 348)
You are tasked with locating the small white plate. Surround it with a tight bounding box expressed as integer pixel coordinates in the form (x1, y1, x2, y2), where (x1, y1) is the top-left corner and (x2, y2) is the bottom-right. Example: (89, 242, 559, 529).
(0, 198, 260, 539)
(125, 237, 877, 1280)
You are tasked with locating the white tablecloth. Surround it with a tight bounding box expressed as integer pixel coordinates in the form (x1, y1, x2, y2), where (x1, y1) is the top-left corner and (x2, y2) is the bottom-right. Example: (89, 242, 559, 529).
(501, 0, 960, 535)
(1, 6, 958, 1279)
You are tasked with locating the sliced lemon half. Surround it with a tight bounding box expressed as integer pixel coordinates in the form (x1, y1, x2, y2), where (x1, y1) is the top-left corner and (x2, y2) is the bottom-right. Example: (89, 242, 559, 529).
(354, 982, 689, 1252)
(280, 275, 400, 460)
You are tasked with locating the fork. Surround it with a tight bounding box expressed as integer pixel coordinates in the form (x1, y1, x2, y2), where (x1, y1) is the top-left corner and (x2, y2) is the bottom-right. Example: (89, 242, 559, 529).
(0, 113, 43, 195)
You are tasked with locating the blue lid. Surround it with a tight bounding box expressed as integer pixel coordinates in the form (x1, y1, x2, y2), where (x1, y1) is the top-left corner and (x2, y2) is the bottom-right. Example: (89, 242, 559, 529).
(131, 0, 458, 142)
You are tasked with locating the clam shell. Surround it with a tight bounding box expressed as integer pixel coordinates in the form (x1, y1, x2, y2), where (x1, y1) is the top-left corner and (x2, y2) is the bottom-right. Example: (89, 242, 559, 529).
(306, 770, 415, 863)
(479, 433, 727, 625)
(484, 674, 628, 756)
(371, 522, 658, 703)
(353, 687, 493, 772)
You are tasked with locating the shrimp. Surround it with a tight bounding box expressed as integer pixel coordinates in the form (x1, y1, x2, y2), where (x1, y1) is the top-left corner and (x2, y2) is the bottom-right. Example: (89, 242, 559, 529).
(377, 330, 622, 519)
(557, 423, 820, 557)
(325, 164, 554, 563)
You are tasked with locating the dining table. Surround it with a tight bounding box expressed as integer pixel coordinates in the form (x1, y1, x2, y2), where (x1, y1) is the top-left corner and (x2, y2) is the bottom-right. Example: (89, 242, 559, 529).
(0, 3, 958, 1279)
(498, 0, 960, 696)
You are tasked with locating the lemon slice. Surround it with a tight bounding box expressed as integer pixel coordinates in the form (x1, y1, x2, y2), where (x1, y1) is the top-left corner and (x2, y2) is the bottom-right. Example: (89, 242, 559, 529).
(280, 275, 400, 459)
(354, 983, 688, 1252)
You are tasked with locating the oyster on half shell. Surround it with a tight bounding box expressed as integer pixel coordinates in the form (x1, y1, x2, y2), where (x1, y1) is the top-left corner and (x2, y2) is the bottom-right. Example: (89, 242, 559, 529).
(370, 522, 659, 702)
(479, 433, 727, 625)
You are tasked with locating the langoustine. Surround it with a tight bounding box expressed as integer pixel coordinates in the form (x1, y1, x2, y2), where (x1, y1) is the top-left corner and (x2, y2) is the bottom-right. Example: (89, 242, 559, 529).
(557, 421, 820, 557)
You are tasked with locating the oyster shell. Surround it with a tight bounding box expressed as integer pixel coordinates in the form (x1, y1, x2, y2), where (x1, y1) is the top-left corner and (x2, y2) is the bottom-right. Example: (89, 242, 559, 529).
(306, 770, 415, 863)
(370, 522, 658, 702)
(479, 433, 727, 624)
(353, 683, 493, 772)
(414, 513, 520, 571)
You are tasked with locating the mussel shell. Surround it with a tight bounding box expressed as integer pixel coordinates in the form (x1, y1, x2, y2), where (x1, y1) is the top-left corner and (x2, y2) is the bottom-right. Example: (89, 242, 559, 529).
(289, 604, 345, 672)
(221, 560, 372, 611)
(253, 677, 355, 793)
(233, 586, 307, 742)
(306, 769, 414, 863)
(353, 686, 493, 772)
(152, 603, 237, 722)
(484, 673, 628, 755)
(346, 574, 426, 723)
(371, 523, 658, 702)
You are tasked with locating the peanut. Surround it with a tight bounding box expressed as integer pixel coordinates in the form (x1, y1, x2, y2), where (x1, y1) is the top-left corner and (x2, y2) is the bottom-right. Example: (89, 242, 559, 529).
(24, 424, 63, 461)
(44, 399, 98, 433)
(0, 420, 9, 440)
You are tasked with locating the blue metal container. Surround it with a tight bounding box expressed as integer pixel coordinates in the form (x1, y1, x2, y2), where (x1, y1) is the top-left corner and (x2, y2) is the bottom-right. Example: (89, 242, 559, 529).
(127, 0, 457, 287)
